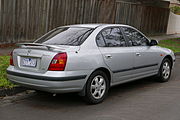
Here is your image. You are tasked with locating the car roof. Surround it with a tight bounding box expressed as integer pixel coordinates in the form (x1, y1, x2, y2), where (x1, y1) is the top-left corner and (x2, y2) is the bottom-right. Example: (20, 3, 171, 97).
(63, 24, 130, 29)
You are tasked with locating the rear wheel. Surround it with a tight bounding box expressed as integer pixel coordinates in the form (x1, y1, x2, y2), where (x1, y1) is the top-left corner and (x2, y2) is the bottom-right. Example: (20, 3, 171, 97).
(83, 71, 109, 104)
(157, 58, 172, 82)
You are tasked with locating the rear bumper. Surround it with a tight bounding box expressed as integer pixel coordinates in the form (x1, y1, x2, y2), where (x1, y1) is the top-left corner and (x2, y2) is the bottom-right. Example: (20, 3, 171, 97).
(7, 70, 86, 82)
(7, 67, 88, 93)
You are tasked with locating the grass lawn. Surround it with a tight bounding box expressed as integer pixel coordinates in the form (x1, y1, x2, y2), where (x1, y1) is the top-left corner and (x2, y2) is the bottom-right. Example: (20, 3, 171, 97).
(0, 56, 15, 88)
(159, 38, 180, 53)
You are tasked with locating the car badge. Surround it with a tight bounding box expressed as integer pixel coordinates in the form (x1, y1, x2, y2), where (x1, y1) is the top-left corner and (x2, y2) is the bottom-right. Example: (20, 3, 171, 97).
(27, 50, 31, 55)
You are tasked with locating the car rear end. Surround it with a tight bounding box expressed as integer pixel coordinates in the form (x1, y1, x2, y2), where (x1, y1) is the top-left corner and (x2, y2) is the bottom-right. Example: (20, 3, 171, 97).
(7, 26, 94, 93)
(7, 45, 87, 93)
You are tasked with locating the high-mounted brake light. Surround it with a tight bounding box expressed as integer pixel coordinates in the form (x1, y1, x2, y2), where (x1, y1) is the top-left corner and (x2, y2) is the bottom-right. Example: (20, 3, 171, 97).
(10, 51, 14, 66)
(48, 53, 67, 71)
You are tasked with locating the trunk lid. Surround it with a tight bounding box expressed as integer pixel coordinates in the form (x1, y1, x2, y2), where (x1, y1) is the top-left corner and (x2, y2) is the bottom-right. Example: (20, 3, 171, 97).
(12, 43, 79, 73)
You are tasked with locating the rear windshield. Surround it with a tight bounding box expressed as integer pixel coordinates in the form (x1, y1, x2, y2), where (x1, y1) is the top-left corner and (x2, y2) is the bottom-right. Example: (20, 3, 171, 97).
(35, 27, 94, 46)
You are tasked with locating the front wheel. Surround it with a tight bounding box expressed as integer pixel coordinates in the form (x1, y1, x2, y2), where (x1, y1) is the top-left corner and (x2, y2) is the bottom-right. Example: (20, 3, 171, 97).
(83, 71, 109, 104)
(157, 58, 172, 82)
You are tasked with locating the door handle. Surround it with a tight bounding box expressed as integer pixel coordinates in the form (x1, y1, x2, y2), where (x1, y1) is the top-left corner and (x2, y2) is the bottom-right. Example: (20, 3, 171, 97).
(136, 53, 141, 56)
(105, 55, 112, 59)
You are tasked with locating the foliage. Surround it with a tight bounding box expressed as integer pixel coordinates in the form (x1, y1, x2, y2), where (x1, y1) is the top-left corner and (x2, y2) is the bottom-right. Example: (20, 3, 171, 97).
(170, 6, 180, 15)
(0, 56, 15, 88)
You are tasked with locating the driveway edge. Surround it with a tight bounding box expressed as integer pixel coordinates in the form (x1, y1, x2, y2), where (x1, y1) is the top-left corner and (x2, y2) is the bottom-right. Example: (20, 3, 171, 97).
(0, 86, 28, 97)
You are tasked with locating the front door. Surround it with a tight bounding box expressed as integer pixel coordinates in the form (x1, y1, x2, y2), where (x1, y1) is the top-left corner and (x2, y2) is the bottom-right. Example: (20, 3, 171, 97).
(121, 27, 159, 76)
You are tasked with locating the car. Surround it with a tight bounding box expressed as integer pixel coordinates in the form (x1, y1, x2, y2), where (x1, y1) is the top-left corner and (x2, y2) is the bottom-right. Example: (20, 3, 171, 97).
(7, 24, 175, 104)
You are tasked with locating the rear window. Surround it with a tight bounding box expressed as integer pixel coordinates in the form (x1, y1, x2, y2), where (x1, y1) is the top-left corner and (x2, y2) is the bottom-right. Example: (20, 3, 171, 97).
(35, 27, 94, 46)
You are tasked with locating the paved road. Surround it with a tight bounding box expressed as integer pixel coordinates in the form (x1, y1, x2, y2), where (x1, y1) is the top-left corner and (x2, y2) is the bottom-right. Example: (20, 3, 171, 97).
(1, 57, 180, 120)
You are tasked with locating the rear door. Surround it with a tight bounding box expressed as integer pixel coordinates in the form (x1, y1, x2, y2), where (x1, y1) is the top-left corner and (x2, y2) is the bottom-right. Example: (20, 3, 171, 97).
(121, 27, 160, 76)
(96, 27, 134, 83)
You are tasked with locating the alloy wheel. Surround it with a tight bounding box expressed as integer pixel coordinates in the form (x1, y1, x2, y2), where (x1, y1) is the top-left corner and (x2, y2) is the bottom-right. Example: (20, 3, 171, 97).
(90, 75, 106, 99)
(162, 61, 170, 79)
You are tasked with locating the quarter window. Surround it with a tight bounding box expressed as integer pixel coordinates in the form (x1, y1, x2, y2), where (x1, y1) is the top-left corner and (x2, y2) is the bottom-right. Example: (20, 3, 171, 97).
(122, 27, 149, 46)
(96, 33, 106, 47)
(96, 27, 126, 47)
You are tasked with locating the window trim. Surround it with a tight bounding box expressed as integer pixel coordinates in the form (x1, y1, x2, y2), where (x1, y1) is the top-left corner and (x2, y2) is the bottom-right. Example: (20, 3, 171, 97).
(96, 26, 128, 47)
(120, 26, 151, 47)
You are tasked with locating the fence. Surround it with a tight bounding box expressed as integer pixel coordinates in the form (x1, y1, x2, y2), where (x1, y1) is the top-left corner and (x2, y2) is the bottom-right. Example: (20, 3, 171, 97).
(115, 1, 170, 34)
(0, 0, 170, 44)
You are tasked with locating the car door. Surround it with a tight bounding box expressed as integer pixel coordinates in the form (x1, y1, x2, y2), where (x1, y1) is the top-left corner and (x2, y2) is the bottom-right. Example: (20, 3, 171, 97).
(96, 27, 134, 83)
(121, 27, 160, 76)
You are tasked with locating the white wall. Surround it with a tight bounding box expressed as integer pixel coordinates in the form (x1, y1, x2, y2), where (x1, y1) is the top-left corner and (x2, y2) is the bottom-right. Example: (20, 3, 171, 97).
(170, 0, 180, 4)
(167, 12, 180, 34)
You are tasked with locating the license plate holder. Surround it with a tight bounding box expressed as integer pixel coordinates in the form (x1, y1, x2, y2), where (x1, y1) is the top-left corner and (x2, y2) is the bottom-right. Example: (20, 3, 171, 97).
(22, 58, 37, 67)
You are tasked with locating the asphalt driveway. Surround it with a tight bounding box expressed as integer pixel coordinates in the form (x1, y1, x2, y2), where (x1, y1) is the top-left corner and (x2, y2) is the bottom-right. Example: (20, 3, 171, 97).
(0, 56, 180, 120)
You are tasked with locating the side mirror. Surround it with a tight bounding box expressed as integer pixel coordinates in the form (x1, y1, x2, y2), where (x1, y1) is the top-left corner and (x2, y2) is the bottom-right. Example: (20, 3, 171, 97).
(149, 39, 158, 46)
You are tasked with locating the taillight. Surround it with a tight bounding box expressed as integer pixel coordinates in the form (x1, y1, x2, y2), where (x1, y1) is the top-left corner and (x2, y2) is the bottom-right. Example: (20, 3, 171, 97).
(48, 53, 67, 71)
(10, 51, 14, 66)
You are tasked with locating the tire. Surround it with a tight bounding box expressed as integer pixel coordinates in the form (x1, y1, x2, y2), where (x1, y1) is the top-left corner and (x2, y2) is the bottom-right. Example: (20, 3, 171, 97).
(157, 58, 172, 82)
(83, 70, 110, 104)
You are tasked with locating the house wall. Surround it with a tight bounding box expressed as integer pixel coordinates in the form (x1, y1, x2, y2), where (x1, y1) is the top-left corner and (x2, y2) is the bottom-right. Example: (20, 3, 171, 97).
(167, 12, 180, 34)
(168, 0, 180, 6)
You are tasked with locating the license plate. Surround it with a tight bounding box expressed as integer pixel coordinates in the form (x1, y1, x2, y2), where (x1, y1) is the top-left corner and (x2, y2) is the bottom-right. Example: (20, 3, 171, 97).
(22, 58, 37, 67)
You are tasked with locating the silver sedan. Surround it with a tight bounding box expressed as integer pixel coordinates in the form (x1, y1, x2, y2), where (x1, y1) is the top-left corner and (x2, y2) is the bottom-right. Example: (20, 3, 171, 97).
(7, 24, 175, 104)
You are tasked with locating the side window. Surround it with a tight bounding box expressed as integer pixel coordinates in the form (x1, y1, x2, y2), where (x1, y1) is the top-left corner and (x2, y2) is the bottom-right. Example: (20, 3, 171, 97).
(122, 27, 149, 46)
(96, 27, 126, 47)
(96, 33, 106, 47)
